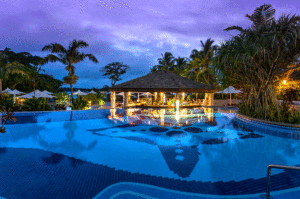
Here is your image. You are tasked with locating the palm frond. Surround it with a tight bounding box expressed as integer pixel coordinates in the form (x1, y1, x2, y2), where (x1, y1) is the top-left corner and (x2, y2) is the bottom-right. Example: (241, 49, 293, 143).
(40, 54, 61, 65)
(224, 26, 244, 32)
(84, 54, 98, 63)
(42, 43, 67, 54)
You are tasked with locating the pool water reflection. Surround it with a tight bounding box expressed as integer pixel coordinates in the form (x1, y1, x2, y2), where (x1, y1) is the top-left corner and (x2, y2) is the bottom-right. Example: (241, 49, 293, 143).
(1, 107, 300, 198)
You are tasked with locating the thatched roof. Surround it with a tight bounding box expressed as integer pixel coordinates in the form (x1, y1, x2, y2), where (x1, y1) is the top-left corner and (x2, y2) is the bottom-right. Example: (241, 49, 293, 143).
(109, 70, 217, 93)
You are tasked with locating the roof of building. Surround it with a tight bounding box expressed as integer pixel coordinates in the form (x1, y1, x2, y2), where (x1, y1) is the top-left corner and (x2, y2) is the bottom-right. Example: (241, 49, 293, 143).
(109, 70, 217, 93)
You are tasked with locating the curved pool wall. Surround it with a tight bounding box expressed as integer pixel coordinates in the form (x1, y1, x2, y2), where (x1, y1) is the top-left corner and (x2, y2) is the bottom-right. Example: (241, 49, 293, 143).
(233, 113, 300, 139)
(3, 109, 113, 124)
(2, 108, 300, 199)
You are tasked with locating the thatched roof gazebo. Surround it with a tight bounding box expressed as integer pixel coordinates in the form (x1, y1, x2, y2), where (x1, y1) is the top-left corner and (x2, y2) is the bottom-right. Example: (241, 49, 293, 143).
(109, 70, 217, 108)
(110, 70, 217, 93)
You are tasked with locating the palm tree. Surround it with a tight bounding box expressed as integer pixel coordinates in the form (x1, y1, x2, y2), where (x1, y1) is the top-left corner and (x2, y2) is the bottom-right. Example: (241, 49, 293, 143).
(27, 65, 45, 93)
(173, 57, 189, 76)
(41, 39, 98, 100)
(224, 4, 276, 32)
(151, 52, 175, 72)
(189, 38, 218, 86)
(63, 75, 79, 101)
(0, 48, 27, 92)
(216, 4, 300, 118)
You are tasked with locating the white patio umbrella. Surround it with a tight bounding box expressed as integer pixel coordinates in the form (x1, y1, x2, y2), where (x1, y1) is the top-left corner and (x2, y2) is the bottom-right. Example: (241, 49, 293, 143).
(73, 89, 87, 96)
(28, 90, 42, 95)
(88, 90, 97, 94)
(133, 92, 141, 102)
(35, 92, 55, 98)
(116, 92, 124, 96)
(2, 88, 12, 93)
(141, 92, 154, 97)
(41, 90, 54, 95)
(19, 90, 55, 99)
(7, 89, 25, 103)
(216, 86, 242, 106)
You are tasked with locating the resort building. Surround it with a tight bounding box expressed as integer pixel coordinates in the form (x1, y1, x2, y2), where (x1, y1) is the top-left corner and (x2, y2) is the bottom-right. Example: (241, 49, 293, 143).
(108, 70, 217, 108)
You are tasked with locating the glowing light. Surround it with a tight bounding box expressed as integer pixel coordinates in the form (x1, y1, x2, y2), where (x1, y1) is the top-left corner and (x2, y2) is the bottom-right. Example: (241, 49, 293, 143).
(283, 80, 287, 85)
(176, 99, 180, 111)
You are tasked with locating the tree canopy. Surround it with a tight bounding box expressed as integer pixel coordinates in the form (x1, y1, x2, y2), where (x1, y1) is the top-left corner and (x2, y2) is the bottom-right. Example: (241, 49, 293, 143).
(100, 62, 130, 87)
(42, 39, 98, 99)
(215, 4, 300, 118)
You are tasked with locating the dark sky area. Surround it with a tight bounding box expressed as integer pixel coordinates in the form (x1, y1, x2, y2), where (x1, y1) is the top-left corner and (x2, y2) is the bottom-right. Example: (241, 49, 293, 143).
(1, 0, 299, 88)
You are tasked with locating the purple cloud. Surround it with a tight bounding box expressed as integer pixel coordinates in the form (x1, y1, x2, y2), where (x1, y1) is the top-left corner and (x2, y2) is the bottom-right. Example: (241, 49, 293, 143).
(1, 0, 299, 88)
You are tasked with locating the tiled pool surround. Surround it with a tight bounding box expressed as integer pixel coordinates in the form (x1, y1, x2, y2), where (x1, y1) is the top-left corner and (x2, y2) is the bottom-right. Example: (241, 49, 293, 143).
(1, 108, 300, 199)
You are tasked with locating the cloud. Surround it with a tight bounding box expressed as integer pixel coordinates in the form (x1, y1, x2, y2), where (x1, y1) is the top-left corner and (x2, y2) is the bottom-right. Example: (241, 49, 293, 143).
(1, 0, 299, 89)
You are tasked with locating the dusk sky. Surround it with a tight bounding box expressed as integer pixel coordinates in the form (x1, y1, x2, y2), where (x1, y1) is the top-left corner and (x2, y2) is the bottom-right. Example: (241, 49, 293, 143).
(1, 0, 299, 88)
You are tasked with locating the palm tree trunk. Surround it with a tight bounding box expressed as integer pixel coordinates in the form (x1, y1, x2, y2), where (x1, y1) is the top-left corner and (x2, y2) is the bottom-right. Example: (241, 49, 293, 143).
(71, 84, 73, 102)
(33, 80, 36, 91)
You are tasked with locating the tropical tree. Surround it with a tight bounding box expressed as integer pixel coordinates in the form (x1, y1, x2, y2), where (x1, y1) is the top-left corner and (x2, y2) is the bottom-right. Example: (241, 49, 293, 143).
(151, 52, 175, 72)
(100, 62, 130, 87)
(216, 4, 300, 119)
(63, 75, 79, 100)
(41, 39, 98, 99)
(173, 57, 189, 76)
(1, 48, 62, 93)
(0, 93, 19, 133)
(188, 38, 219, 86)
(27, 64, 45, 92)
(0, 48, 28, 92)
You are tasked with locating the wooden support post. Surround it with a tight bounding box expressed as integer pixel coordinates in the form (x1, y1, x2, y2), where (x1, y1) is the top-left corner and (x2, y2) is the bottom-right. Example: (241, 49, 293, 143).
(124, 92, 129, 107)
(111, 91, 116, 109)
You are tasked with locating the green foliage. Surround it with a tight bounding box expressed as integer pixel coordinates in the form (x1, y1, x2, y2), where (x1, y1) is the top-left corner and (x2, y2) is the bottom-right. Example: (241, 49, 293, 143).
(100, 85, 109, 91)
(83, 93, 106, 105)
(0, 94, 20, 133)
(22, 97, 52, 111)
(187, 93, 205, 101)
(187, 94, 197, 101)
(282, 88, 299, 103)
(84, 94, 98, 103)
(54, 92, 69, 110)
(215, 5, 300, 119)
(55, 92, 70, 105)
(100, 62, 130, 86)
(99, 99, 105, 106)
(188, 38, 219, 87)
(1, 48, 62, 93)
(239, 101, 300, 124)
(151, 52, 175, 72)
(72, 95, 88, 110)
(96, 92, 106, 100)
(54, 104, 66, 110)
(42, 39, 98, 100)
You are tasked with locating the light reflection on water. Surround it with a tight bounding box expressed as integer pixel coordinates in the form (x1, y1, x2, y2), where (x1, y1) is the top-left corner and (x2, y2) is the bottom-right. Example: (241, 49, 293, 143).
(2, 107, 300, 183)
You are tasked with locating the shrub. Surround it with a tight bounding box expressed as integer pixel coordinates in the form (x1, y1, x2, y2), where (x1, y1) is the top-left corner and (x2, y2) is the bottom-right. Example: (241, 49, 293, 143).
(83, 94, 98, 104)
(239, 101, 300, 124)
(22, 97, 52, 111)
(72, 95, 88, 110)
(54, 104, 66, 110)
(99, 99, 105, 106)
(283, 88, 298, 104)
(55, 92, 70, 105)
(0, 94, 20, 133)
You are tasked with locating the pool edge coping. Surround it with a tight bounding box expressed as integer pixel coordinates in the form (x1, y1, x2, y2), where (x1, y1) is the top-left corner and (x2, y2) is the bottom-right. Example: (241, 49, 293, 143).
(235, 113, 300, 129)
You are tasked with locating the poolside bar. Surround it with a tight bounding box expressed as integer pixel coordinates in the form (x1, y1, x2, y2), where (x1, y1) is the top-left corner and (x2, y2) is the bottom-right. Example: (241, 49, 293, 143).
(108, 70, 217, 109)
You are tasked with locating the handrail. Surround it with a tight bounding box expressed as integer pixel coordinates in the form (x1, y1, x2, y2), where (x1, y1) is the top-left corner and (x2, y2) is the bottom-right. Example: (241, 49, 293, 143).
(265, 164, 300, 199)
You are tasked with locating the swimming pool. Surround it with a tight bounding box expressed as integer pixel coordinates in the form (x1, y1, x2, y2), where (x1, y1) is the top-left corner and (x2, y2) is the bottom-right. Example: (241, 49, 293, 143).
(1, 107, 300, 199)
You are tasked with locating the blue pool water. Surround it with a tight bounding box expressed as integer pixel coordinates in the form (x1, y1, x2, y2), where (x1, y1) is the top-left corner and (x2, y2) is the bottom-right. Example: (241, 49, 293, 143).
(1, 107, 300, 199)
